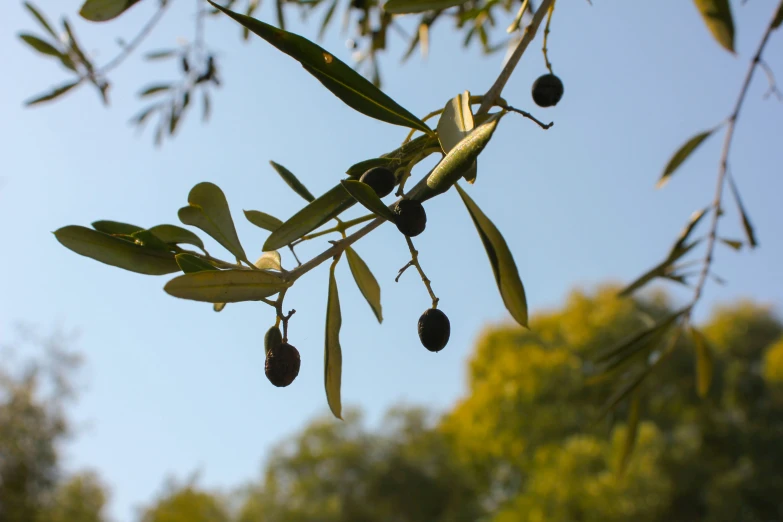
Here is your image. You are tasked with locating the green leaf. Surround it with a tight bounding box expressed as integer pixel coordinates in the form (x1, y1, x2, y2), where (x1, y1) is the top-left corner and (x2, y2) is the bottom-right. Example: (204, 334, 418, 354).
(254, 251, 282, 271)
(91, 220, 143, 235)
(618, 241, 700, 297)
(657, 129, 714, 189)
(213, 303, 227, 312)
(594, 309, 686, 370)
(668, 207, 709, 258)
(79, 0, 142, 22)
(178, 182, 248, 262)
(773, 3, 783, 29)
(419, 114, 500, 201)
(24, 2, 59, 39)
(318, 0, 338, 40)
(618, 393, 641, 477)
(263, 184, 356, 251)
(54, 225, 179, 275)
(325, 262, 343, 420)
(727, 174, 757, 248)
(383, 0, 469, 14)
(244, 210, 284, 232)
(139, 84, 171, 97)
(691, 326, 713, 398)
(19, 34, 62, 58)
(148, 224, 205, 251)
(719, 237, 743, 251)
(269, 161, 315, 202)
(62, 18, 93, 73)
(437, 90, 478, 184)
(345, 247, 382, 323)
(175, 253, 218, 273)
(693, 0, 735, 53)
(208, 1, 431, 133)
(455, 183, 527, 327)
(164, 269, 291, 303)
(25, 81, 80, 106)
(345, 158, 395, 178)
(596, 366, 652, 422)
(340, 180, 396, 221)
(130, 230, 174, 252)
(144, 49, 177, 60)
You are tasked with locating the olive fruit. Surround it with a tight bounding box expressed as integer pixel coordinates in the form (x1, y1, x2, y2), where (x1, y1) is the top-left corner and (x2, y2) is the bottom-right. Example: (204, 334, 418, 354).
(531, 73, 564, 108)
(360, 166, 395, 198)
(264, 325, 283, 356)
(418, 308, 450, 352)
(393, 199, 427, 237)
(265, 339, 301, 388)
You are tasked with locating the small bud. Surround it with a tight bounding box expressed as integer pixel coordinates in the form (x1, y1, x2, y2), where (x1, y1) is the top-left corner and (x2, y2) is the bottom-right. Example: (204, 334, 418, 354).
(393, 199, 427, 237)
(418, 308, 450, 352)
(360, 166, 395, 198)
(531, 74, 564, 108)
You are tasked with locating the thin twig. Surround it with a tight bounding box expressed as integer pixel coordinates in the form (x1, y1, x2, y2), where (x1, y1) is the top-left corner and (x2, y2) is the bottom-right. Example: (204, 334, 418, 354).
(505, 105, 553, 129)
(688, 0, 782, 316)
(401, 236, 439, 308)
(758, 59, 783, 101)
(98, 1, 172, 75)
(507, 0, 530, 34)
(541, 0, 555, 74)
(477, 0, 556, 116)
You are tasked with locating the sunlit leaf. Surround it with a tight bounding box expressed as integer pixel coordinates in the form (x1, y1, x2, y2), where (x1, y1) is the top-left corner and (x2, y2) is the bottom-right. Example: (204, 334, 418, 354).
(79, 0, 143, 22)
(263, 184, 356, 251)
(208, 2, 431, 133)
(727, 174, 757, 248)
(254, 251, 282, 271)
(213, 303, 227, 312)
(419, 114, 500, 201)
(719, 237, 743, 251)
(340, 180, 396, 221)
(91, 220, 143, 235)
(130, 229, 174, 252)
(148, 224, 206, 251)
(54, 225, 179, 275)
(693, 0, 735, 53)
(25, 81, 80, 106)
(691, 326, 713, 398)
(164, 269, 291, 303)
(175, 253, 218, 273)
(325, 262, 343, 419)
(657, 129, 715, 188)
(244, 210, 284, 232)
(178, 182, 248, 262)
(383, 0, 469, 13)
(269, 161, 315, 202)
(345, 246, 382, 323)
(618, 392, 641, 477)
(455, 183, 527, 327)
(437, 90, 478, 183)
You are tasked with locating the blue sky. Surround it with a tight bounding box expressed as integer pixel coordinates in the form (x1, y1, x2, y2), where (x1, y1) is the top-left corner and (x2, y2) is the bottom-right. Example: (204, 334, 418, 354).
(2, 1, 782, 519)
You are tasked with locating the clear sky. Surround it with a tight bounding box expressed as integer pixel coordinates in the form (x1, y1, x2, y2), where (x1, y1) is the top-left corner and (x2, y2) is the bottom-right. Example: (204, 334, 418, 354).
(2, 1, 782, 520)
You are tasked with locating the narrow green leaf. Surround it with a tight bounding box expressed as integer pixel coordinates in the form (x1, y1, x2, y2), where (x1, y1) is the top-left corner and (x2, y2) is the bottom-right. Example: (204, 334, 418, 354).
(269, 161, 315, 202)
(325, 263, 343, 420)
(208, 1, 431, 133)
(145, 49, 177, 60)
(62, 19, 93, 73)
(345, 158, 395, 178)
(693, 0, 735, 53)
(130, 230, 174, 252)
(175, 253, 218, 273)
(148, 224, 205, 251)
(668, 207, 709, 258)
(255, 251, 282, 271)
(91, 220, 143, 235)
(618, 393, 641, 477)
(618, 241, 700, 297)
(139, 84, 171, 97)
(318, 0, 339, 40)
(178, 182, 248, 262)
(657, 129, 714, 188)
(594, 309, 686, 366)
(727, 174, 758, 248)
(773, 3, 783, 29)
(455, 183, 527, 327)
(340, 180, 396, 221)
(263, 184, 356, 251)
(597, 367, 651, 422)
(54, 225, 179, 275)
(164, 269, 291, 303)
(384, 0, 469, 14)
(244, 210, 284, 232)
(79, 0, 143, 22)
(345, 246, 382, 323)
(419, 115, 500, 201)
(275, 0, 285, 30)
(19, 34, 62, 58)
(24, 2, 59, 39)
(25, 81, 80, 106)
(719, 237, 743, 251)
(437, 90, 478, 184)
(691, 326, 713, 398)
(202, 91, 211, 122)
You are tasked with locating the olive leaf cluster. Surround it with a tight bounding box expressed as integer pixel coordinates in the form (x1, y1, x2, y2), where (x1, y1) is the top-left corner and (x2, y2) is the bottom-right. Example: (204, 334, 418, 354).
(52, 0, 556, 419)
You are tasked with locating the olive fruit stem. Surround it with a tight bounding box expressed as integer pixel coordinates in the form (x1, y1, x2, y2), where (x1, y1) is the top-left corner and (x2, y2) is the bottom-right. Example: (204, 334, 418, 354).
(542, 0, 556, 74)
(296, 214, 376, 243)
(477, 0, 556, 117)
(395, 147, 443, 197)
(273, 288, 296, 341)
(397, 236, 439, 308)
(504, 106, 553, 130)
(506, 0, 530, 33)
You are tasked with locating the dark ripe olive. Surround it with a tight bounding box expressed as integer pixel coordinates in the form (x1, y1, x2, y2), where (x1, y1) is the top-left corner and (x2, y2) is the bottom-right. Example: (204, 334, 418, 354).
(265, 342, 301, 387)
(360, 166, 395, 198)
(393, 199, 427, 237)
(531, 73, 564, 108)
(418, 308, 450, 352)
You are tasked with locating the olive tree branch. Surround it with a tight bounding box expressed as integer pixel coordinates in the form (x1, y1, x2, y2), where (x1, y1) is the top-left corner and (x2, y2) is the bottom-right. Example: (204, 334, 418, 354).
(687, 0, 782, 317)
(476, 0, 556, 117)
(98, 0, 172, 75)
(397, 236, 439, 308)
